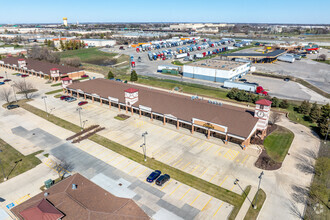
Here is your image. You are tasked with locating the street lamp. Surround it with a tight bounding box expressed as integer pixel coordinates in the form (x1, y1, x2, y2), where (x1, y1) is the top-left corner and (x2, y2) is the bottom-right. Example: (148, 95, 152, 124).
(5, 71, 8, 79)
(0, 149, 7, 181)
(141, 131, 148, 162)
(41, 96, 48, 117)
(254, 171, 264, 209)
(76, 107, 83, 131)
(82, 120, 88, 130)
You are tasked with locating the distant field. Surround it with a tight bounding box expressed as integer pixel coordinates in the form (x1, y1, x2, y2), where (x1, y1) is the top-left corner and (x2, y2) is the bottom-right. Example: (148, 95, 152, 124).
(59, 48, 130, 76)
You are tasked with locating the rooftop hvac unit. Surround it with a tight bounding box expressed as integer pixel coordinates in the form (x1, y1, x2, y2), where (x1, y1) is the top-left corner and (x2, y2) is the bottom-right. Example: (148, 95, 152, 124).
(44, 192, 49, 197)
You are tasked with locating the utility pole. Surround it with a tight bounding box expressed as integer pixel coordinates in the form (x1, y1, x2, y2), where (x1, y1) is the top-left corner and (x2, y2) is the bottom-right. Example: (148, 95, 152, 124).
(254, 171, 264, 209)
(0, 150, 7, 181)
(140, 131, 148, 162)
(41, 96, 48, 117)
(76, 107, 83, 131)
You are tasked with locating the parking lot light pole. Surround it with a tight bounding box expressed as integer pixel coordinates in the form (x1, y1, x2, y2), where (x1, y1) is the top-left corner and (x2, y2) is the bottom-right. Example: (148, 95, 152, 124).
(141, 131, 148, 162)
(41, 96, 48, 117)
(82, 120, 88, 130)
(76, 107, 83, 131)
(0, 150, 7, 181)
(254, 171, 264, 209)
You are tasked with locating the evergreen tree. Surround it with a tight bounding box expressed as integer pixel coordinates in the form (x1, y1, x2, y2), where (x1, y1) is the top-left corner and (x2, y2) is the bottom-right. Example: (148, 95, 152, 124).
(47, 40, 52, 47)
(298, 100, 311, 115)
(317, 104, 330, 137)
(44, 39, 47, 45)
(279, 100, 289, 109)
(60, 40, 64, 50)
(130, 70, 138, 81)
(309, 102, 321, 122)
(271, 97, 280, 107)
(107, 70, 114, 79)
(227, 88, 239, 99)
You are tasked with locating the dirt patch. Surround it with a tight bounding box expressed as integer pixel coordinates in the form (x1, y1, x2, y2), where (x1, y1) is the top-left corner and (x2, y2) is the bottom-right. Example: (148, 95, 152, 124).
(251, 124, 278, 145)
(85, 58, 117, 66)
(255, 149, 282, 170)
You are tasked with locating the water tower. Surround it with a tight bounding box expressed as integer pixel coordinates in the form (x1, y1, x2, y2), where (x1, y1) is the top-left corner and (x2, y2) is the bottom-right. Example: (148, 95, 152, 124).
(63, 17, 68, 27)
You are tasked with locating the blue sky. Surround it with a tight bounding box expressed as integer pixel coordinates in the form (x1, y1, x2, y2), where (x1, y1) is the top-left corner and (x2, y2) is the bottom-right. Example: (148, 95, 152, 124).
(1, 0, 329, 24)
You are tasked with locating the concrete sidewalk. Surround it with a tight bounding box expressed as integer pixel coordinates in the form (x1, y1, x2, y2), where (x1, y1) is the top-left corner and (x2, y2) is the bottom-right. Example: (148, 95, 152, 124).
(235, 186, 258, 220)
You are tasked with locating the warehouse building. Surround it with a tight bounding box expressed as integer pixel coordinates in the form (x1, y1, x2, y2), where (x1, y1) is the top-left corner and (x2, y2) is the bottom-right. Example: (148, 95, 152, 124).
(0, 57, 85, 81)
(82, 39, 116, 47)
(223, 49, 287, 63)
(65, 79, 272, 146)
(182, 58, 251, 82)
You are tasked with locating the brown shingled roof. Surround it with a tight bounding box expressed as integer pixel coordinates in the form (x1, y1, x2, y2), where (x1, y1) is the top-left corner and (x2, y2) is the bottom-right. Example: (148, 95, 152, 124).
(11, 173, 149, 220)
(68, 79, 258, 138)
(19, 199, 64, 220)
(2, 57, 81, 76)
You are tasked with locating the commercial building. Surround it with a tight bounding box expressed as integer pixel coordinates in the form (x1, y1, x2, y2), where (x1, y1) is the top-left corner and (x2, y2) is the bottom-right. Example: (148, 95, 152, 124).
(0, 57, 85, 81)
(11, 173, 149, 220)
(65, 79, 272, 146)
(182, 58, 251, 82)
(0, 47, 27, 55)
(82, 39, 116, 47)
(223, 49, 287, 63)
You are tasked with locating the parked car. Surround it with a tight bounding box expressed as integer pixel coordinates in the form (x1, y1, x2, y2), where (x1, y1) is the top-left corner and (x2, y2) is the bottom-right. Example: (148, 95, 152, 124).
(7, 104, 19, 110)
(115, 79, 122, 82)
(119, 46, 125, 50)
(60, 95, 70, 100)
(65, 97, 77, 102)
(0, 82, 5, 85)
(146, 170, 161, 183)
(0, 76, 3, 79)
(239, 78, 247, 82)
(156, 174, 170, 186)
(21, 74, 29, 77)
(81, 74, 89, 78)
(284, 78, 290, 82)
(16, 73, 22, 77)
(3, 79, 11, 82)
(78, 101, 88, 106)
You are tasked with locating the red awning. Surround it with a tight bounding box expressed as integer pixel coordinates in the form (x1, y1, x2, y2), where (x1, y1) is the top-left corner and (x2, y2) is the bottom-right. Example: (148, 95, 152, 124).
(61, 77, 72, 81)
(125, 88, 139, 93)
(255, 99, 272, 106)
(50, 68, 59, 71)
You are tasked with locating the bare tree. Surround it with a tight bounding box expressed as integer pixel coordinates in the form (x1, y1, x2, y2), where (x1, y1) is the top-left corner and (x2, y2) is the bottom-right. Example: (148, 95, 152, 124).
(0, 88, 12, 103)
(270, 112, 281, 125)
(61, 57, 81, 67)
(288, 200, 305, 220)
(318, 54, 327, 61)
(53, 158, 74, 180)
(13, 80, 36, 99)
(28, 45, 60, 64)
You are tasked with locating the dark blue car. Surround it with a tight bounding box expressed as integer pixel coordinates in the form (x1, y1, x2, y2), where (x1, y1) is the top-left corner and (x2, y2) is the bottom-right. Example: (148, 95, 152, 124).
(146, 170, 161, 183)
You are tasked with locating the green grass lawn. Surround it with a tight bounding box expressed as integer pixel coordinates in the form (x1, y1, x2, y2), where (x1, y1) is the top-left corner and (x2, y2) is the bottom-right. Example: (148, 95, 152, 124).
(0, 138, 42, 183)
(45, 89, 63, 95)
(312, 59, 330, 65)
(286, 104, 317, 129)
(118, 75, 230, 100)
(263, 126, 294, 163)
(59, 47, 117, 62)
(244, 189, 266, 220)
(9, 99, 253, 219)
(171, 60, 184, 66)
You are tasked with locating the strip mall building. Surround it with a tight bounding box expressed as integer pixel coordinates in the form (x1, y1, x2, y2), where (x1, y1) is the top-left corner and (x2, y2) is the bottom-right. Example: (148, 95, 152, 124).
(65, 79, 272, 146)
(0, 57, 85, 81)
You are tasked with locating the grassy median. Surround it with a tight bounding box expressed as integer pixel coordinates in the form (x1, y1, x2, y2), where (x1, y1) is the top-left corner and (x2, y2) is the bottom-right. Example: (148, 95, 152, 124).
(244, 189, 266, 220)
(7, 99, 253, 219)
(0, 138, 42, 183)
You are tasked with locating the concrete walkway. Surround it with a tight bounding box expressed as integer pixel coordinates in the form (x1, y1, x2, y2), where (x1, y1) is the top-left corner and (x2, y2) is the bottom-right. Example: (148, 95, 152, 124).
(235, 186, 258, 220)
